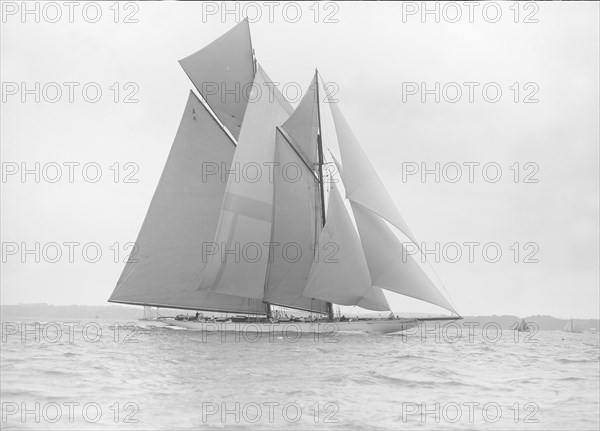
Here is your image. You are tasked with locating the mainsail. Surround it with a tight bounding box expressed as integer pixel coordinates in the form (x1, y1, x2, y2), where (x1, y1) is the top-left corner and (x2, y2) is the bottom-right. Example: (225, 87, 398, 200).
(109, 92, 264, 314)
(263, 129, 329, 314)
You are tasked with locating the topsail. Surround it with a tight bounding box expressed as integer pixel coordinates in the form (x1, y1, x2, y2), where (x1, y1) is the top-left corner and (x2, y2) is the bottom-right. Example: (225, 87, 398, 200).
(179, 19, 255, 140)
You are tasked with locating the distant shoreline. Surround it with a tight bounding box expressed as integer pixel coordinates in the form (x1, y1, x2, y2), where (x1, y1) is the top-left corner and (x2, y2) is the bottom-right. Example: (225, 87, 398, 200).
(1, 303, 598, 331)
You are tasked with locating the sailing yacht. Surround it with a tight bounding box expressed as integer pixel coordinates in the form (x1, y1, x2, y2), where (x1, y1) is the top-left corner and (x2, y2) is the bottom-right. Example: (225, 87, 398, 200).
(563, 318, 582, 333)
(108, 19, 461, 335)
(137, 306, 164, 321)
(516, 318, 530, 332)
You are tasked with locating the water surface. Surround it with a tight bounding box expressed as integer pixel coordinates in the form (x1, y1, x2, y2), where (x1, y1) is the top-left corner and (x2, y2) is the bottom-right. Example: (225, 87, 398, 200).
(1, 320, 598, 429)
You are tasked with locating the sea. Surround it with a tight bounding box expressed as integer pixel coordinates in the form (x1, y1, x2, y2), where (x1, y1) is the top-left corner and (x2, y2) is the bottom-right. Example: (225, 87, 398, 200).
(1, 319, 599, 430)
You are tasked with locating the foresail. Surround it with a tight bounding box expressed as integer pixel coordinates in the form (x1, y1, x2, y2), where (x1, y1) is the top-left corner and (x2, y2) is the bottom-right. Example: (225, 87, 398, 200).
(198, 65, 291, 299)
(109, 92, 264, 314)
(351, 202, 458, 314)
(179, 19, 255, 140)
(281, 74, 319, 169)
(326, 97, 417, 244)
(303, 183, 390, 311)
(264, 129, 329, 314)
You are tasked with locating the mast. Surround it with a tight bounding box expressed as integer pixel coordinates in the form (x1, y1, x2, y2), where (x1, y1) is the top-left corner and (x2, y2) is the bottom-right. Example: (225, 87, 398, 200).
(315, 69, 334, 321)
(251, 25, 270, 319)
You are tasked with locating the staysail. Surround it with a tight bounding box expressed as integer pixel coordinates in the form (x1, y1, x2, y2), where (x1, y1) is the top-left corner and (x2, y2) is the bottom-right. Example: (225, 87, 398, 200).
(198, 65, 291, 299)
(351, 202, 458, 314)
(304, 183, 390, 311)
(109, 92, 264, 314)
(281, 74, 320, 169)
(179, 19, 255, 140)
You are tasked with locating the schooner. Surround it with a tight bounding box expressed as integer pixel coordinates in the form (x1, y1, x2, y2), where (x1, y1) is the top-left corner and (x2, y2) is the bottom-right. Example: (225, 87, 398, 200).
(108, 19, 460, 334)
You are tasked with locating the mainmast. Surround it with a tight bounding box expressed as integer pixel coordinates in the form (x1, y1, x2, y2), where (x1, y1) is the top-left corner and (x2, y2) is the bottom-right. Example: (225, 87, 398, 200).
(252, 37, 271, 320)
(315, 69, 335, 321)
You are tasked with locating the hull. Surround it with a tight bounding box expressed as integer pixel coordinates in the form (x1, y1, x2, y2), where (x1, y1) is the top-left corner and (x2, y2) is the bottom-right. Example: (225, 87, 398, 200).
(165, 318, 423, 336)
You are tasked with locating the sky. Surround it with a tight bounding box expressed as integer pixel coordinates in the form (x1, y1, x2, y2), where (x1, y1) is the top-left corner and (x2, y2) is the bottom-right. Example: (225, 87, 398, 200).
(1, 2, 599, 318)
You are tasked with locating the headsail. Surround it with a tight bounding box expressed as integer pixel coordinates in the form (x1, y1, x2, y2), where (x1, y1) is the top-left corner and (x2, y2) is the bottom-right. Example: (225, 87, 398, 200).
(179, 19, 255, 140)
(109, 92, 264, 314)
(198, 65, 291, 299)
(304, 183, 390, 311)
(351, 202, 458, 315)
(326, 93, 417, 244)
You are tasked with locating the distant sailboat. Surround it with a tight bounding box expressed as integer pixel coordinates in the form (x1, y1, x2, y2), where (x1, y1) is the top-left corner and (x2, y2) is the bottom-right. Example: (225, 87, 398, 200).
(517, 318, 530, 332)
(107, 19, 461, 334)
(563, 318, 582, 333)
(137, 306, 164, 321)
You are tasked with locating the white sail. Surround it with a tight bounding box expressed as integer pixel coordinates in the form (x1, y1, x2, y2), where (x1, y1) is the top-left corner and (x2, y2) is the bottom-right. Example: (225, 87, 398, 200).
(179, 19, 255, 140)
(304, 183, 390, 311)
(199, 65, 291, 299)
(263, 130, 329, 314)
(109, 92, 264, 314)
(281, 74, 319, 168)
(351, 202, 458, 315)
(326, 97, 417, 243)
